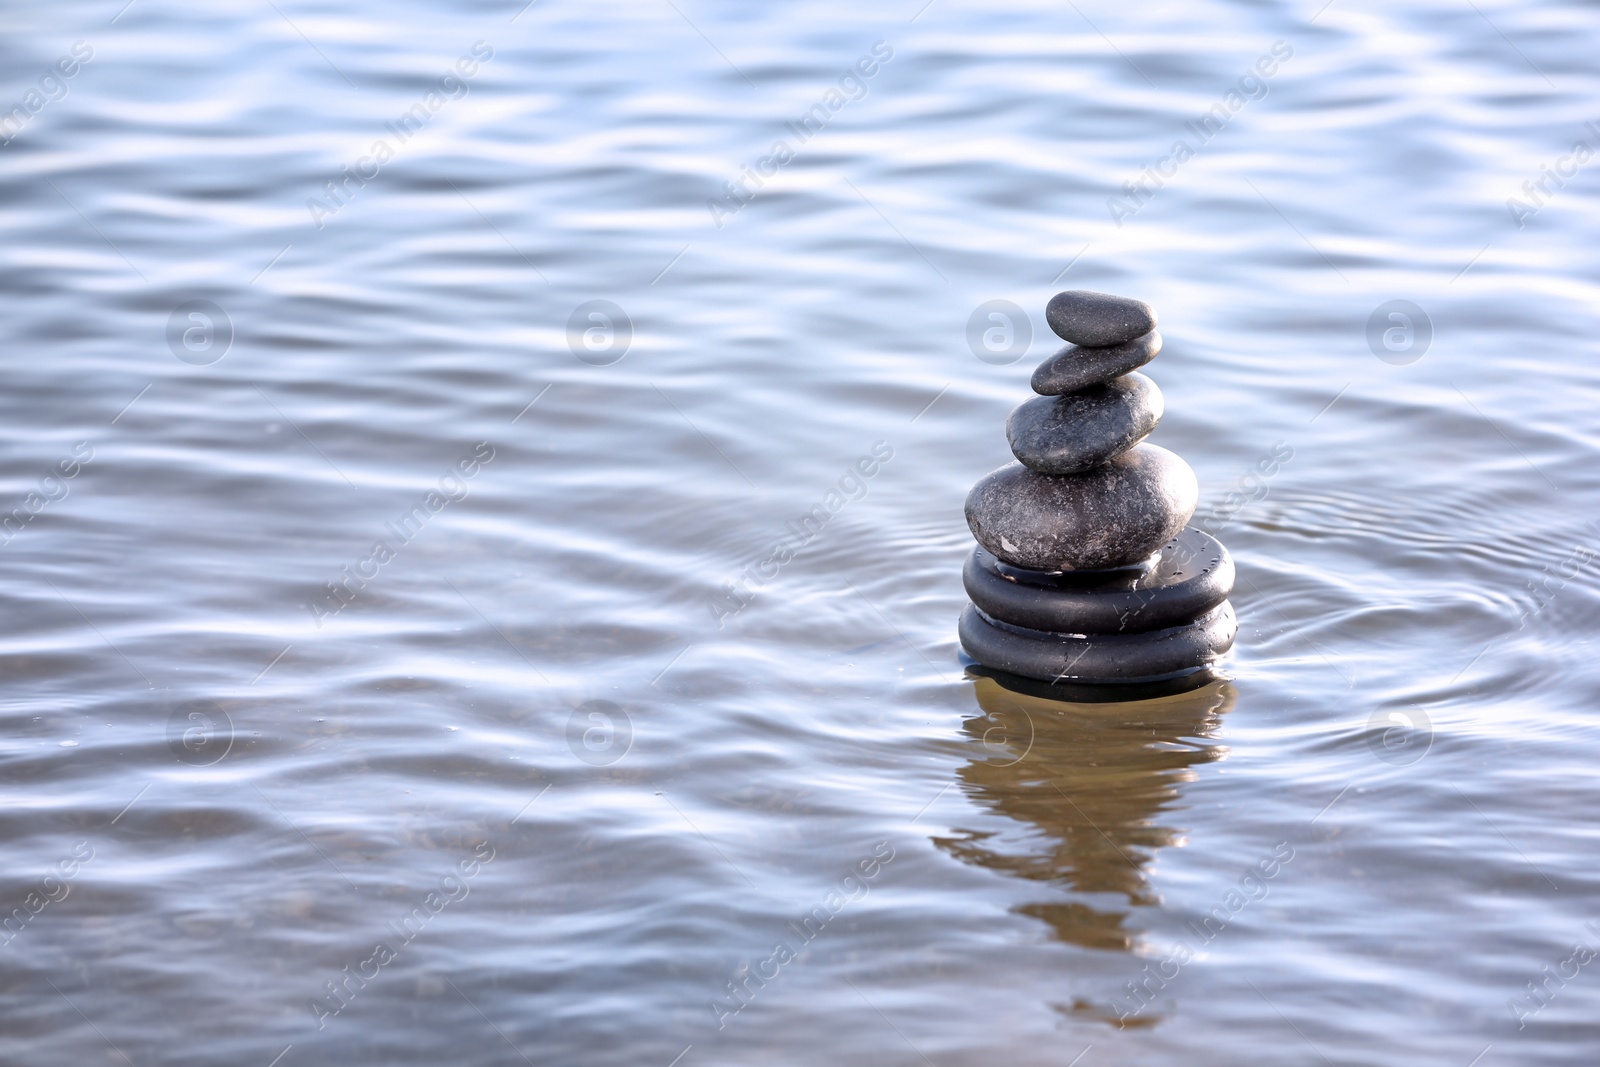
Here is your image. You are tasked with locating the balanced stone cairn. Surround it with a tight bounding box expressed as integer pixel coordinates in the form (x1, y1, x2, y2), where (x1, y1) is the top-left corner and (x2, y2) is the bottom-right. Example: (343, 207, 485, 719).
(959, 291, 1236, 687)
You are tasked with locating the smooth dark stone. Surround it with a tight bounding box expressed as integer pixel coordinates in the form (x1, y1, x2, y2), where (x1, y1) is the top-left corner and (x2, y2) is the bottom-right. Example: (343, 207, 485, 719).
(966, 662, 1224, 704)
(1031, 332, 1161, 395)
(958, 601, 1236, 683)
(1006, 372, 1162, 474)
(1045, 290, 1158, 347)
(988, 549, 1157, 584)
(963, 527, 1233, 634)
(964, 445, 1198, 570)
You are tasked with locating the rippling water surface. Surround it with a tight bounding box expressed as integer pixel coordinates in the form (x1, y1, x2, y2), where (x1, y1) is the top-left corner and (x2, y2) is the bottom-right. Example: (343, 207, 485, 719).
(4, 0, 1600, 1063)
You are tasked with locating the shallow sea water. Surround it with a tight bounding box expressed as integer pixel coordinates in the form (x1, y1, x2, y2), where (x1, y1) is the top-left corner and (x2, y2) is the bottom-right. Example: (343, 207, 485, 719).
(3, 0, 1600, 1063)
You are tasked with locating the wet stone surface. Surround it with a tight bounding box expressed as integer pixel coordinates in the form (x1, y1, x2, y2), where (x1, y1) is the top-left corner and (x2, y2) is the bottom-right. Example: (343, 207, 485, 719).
(1030, 331, 1162, 395)
(1045, 290, 1158, 347)
(1006, 372, 1162, 474)
(958, 600, 1238, 682)
(962, 527, 1234, 634)
(964, 444, 1199, 570)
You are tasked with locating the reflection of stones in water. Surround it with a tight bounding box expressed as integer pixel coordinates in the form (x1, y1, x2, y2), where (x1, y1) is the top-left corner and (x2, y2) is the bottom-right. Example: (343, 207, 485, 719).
(934, 674, 1235, 953)
(1013, 901, 1139, 953)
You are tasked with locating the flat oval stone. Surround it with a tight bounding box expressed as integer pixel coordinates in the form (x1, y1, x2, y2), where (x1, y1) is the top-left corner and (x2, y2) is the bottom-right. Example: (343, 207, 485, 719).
(964, 445, 1198, 570)
(1046, 290, 1157, 347)
(963, 527, 1233, 634)
(1031, 332, 1161, 395)
(1006, 372, 1162, 474)
(958, 600, 1236, 683)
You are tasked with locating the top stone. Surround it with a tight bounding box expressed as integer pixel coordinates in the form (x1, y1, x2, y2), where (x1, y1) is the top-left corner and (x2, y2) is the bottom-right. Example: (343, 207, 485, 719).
(1045, 290, 1157, 347)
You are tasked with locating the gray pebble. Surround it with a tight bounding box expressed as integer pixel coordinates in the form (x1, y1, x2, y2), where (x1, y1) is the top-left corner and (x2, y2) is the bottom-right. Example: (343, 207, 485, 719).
(963, 526, 1233, 635)
(964, 444, 1198, 570)
(1031, 332, 1161, 395)
(1006, 372, 1162, 474)
(958, 600, 1235, 683)
(1045, 290, 1157, 347)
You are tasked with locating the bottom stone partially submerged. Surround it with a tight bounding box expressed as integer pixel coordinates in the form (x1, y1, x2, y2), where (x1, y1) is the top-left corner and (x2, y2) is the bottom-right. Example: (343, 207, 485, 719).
(958, 601, 1237, 684)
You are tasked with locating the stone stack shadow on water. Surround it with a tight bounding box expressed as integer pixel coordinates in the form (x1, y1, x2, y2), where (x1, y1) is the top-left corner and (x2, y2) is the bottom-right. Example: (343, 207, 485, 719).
(959, 290, 1237, 689)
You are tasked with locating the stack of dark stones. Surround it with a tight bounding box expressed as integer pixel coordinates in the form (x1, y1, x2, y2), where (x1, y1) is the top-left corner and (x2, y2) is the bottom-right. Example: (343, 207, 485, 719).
(959, 291, 1236, 687)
